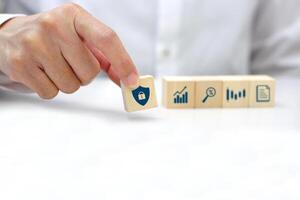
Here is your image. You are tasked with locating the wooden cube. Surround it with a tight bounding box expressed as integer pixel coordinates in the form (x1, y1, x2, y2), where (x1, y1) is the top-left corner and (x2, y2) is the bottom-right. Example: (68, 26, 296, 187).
(247, 75, 276, 107)
(162, 76, 195, 109)
(222, 76, 250, 108)
(121, 75, 158, 112)
(195, 76, 223, 108)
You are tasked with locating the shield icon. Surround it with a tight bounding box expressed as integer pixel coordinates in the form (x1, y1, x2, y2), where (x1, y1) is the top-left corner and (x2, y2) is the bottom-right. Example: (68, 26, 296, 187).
(132, 86, 150, 106)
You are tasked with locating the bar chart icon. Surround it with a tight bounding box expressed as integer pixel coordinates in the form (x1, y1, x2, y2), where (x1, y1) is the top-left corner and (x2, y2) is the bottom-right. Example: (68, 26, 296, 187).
(226, 88, 246, 101)
(173, 86, 188, 104)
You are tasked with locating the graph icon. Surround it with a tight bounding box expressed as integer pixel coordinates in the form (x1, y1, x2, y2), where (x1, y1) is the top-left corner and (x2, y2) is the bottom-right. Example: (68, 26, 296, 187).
(226, 88, 246, 101)
(173, 86, 188, 104)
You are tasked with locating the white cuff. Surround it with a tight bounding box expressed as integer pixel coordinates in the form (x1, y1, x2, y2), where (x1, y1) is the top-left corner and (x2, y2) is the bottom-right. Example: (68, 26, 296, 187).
(0, 14, 24, 26)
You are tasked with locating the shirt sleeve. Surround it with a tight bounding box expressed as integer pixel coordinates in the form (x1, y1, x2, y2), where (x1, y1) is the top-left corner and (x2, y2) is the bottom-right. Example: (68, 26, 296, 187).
(251, 0, 300, 77)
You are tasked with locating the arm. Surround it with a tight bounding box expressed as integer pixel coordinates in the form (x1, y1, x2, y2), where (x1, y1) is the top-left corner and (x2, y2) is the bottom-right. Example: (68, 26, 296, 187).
(0, 3, 139, 99)
(251, 0, 300, 77)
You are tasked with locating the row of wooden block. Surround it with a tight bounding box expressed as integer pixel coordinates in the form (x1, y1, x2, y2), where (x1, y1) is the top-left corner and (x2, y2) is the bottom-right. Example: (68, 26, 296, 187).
(121, 75, 275, 112)
(162, 75, 276, 108)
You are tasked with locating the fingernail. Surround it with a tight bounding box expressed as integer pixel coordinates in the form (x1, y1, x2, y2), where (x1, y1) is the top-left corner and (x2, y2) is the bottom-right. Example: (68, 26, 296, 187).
(122, 72, 139, 88)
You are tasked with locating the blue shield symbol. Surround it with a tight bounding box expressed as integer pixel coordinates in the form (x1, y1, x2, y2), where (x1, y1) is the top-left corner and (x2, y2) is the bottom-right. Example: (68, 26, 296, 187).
(132, 86, 150, 106)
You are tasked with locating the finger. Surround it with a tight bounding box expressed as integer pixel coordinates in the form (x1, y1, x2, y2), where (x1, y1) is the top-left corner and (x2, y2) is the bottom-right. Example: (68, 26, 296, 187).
(107, 67, 121, 86)
(74, 10, 139, 87)
(84, 41, 111, 72)
(87, 44, 120, 86)
(36, 48, 81, 94)
(20, 66, 59, 99)
(23, 27, 82, 93)
(59, 33, 101, 86)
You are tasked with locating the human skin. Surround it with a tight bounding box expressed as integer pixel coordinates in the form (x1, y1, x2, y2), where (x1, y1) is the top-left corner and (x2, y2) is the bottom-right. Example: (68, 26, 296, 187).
(0, 3, 139, 99)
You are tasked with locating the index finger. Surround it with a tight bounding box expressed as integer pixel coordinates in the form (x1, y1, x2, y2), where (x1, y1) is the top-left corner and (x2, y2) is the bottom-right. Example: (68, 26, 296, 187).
(73, 8, 139, 87)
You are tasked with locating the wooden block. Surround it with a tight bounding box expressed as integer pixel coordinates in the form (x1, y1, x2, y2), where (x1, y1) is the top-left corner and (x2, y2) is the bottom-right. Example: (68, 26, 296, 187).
(162, 76, 195, 109)
(247, 75, 276, 107)
(195, 76, 223, 108)
(222, 76, 250, 108)
(121, 75, 158, 112)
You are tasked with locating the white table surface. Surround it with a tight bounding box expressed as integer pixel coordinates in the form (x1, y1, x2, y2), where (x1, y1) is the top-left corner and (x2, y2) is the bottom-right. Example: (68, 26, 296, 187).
(0, 78, 299, 200)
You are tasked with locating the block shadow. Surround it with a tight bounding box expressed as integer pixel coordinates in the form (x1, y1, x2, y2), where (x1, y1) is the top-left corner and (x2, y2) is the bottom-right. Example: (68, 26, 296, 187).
(0, 89, 158, 122)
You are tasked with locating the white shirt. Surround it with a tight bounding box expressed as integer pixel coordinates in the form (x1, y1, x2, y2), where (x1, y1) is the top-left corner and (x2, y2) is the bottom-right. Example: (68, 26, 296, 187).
(1, 0, 300, 90)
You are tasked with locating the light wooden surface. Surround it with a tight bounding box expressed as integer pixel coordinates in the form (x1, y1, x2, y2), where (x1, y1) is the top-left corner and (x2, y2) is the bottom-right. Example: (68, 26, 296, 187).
(121, 75, 157, 112)
(162, 77, 195, 109)
(163, 75, 275, 108)
(222, 76, 250, 108)
(0, 78, 299, 200)
(248, 76, 276, 107)
(195, 77, 223, 108)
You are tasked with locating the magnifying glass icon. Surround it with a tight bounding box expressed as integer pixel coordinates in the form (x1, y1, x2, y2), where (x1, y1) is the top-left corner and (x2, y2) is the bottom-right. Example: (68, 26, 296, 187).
(202, 87, 216, 103)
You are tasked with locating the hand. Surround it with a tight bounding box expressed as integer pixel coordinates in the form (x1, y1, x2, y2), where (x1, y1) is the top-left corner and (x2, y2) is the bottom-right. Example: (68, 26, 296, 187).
(0, 3, 139, 99)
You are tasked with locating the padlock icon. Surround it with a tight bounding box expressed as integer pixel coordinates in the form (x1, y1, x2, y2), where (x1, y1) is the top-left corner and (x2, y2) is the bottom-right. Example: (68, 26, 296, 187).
(138, 91, 146, 100)
(132, 86, 150, 106)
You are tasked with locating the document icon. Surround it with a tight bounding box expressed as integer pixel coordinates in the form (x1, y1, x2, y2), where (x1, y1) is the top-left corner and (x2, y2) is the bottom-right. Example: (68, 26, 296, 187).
(256, 85, 271, 102)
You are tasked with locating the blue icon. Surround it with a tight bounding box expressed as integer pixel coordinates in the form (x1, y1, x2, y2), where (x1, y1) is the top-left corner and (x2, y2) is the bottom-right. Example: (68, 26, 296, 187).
(256, 85, 270, 102)
(226, 88, 246, 101)
(202, 87, 216, 103)
(132, 86, 150, 106)
(173, 86, 188, 104)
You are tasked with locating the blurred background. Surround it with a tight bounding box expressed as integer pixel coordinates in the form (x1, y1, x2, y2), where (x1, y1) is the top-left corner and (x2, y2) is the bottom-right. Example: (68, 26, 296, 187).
(1, 0, 300, 78)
